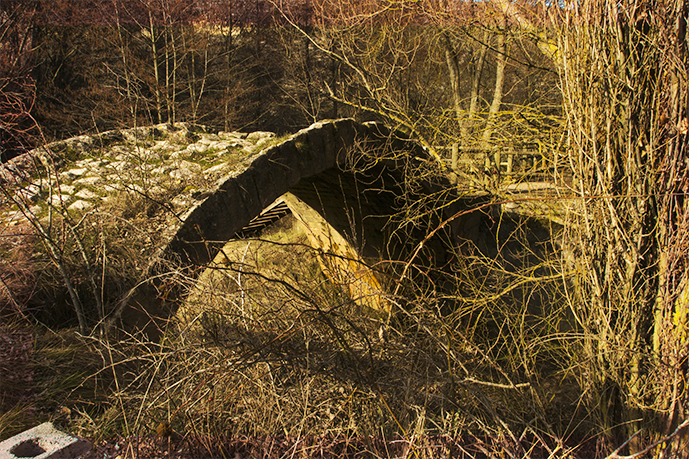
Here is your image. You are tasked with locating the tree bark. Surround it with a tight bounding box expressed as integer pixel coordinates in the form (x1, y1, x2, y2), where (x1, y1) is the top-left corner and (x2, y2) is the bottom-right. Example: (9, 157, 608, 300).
(149, 10, 163, 124)
(482, 18, 507, 172)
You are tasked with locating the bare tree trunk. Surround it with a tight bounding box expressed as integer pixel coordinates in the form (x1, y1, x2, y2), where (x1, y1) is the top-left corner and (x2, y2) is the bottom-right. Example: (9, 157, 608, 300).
(221, 3, 235, 131)
(149, 10, 163, 124)
(443, 32, 462, 183)
(114, 8, 137, 121)
(559, 0, 688, 453)
(164, 27, 172, 124)
(482, 18, 507, 172)
(466, 31, 488, 141)
(443, 33, 462, 121)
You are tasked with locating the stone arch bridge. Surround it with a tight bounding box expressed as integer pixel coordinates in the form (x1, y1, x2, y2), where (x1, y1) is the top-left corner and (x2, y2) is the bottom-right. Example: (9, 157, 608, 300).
(114, 119, 488, 332)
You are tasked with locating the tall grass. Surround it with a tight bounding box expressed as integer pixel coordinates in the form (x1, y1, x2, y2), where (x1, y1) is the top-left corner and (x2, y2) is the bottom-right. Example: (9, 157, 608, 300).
(0, 151, 596, 457)
(38, 203, 589, 456)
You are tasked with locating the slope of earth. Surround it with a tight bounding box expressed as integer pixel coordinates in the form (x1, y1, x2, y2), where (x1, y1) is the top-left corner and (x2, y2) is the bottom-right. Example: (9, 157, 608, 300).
(0, 122, 283, 324)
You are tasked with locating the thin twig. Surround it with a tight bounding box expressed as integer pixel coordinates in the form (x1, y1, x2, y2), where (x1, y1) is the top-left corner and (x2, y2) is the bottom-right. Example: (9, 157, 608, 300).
(606, 419, 689, 459)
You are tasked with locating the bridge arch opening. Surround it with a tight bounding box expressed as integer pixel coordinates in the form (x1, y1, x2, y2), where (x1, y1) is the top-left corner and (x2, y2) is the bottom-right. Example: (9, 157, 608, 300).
(112, 119, 487, 335)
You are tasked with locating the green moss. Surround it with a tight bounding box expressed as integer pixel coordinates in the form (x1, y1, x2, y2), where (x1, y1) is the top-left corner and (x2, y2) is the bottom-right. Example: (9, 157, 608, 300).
(250, 133, 291, 154)
(64, 146, 81, 163)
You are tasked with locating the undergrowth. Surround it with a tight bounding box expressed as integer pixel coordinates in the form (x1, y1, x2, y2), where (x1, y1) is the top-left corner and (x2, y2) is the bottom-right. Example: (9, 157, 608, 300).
(0, 205, 598, 457)
(0, 130, 599, 457)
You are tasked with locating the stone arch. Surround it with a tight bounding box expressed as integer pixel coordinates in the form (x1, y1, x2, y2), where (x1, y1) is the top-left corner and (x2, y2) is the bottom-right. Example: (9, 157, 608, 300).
(112, 119, 487, 333)
(165, 119, 425, 265)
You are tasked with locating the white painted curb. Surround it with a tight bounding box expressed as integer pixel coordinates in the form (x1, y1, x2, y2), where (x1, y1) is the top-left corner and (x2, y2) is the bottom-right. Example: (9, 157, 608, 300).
(0, 422, 91, 459)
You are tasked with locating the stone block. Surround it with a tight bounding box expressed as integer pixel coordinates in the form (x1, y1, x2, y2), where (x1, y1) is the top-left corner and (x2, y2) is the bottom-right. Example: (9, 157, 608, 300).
(248, 152, 296, 203)
(232, 167, 262, 216)
(267, 140, 304, 181)
(264, 144, 303, 187)
(216, 179, 253, 229)
(0, 422, 92, 459)
(305, 122, 337, 173)
(331, 119, 357, 165)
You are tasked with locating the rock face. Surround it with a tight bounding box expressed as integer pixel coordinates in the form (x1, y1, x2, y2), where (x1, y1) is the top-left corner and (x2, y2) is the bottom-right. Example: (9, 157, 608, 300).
(165, 119, 486, 266)
(166, 119, 421, 265)
(0, 422, 91, 459)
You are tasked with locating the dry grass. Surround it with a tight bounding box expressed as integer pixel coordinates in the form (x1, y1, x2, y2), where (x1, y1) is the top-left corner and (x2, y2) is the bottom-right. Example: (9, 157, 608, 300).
(0, 156, 612, 458)
(0, 193, 600, 457)
(0, 123, 656, 458)
(33, 208, 589, 457)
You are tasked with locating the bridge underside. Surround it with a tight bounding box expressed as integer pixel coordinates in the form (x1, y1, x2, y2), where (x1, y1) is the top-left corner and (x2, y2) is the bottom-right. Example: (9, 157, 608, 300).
(204, 163, 450, 314)
(113, 119, 490, 334)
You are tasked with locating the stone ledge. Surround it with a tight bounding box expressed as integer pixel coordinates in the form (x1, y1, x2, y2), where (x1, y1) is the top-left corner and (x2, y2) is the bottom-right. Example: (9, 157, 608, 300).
(0, 423, 92, 459)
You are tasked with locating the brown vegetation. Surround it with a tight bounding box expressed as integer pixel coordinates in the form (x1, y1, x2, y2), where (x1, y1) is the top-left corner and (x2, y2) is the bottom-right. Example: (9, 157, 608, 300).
(0, 0, 687, 457)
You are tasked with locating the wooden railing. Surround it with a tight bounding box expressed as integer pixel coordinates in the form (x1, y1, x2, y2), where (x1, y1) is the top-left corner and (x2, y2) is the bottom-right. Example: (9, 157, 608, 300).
(436, 145, 552, 175)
